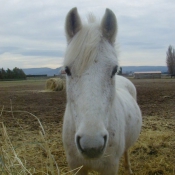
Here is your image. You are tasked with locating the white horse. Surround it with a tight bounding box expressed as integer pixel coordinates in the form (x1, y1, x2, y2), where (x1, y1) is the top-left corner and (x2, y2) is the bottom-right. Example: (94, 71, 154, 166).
(63, 7, 142, 175)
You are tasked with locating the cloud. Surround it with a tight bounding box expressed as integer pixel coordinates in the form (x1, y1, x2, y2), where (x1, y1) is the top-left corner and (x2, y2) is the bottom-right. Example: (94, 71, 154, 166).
(0, 52, 63, 69)
(0, 0, 175, 69)
(119, 49, 166, 66)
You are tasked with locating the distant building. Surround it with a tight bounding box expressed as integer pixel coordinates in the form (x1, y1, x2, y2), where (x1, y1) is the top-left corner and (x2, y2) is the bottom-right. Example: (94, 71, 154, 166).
(134, 71, 161, 79)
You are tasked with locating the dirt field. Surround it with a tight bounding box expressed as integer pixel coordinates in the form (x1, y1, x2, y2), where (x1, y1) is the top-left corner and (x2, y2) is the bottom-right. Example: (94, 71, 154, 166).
(0, 78, 175, 174)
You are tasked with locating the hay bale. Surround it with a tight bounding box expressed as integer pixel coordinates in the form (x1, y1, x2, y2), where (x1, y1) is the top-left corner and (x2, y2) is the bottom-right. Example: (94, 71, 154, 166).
(45, 78, 65, 91)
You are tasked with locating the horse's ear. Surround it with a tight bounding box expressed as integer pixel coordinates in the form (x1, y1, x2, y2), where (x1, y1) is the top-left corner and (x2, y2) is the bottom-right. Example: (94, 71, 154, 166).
(101, 8, 117, 44)
(65, 7, 82, 42)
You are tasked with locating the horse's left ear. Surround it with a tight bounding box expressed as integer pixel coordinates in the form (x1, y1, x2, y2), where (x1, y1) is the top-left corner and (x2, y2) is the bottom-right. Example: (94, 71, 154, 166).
(101, 8, 117, 44)
(65, 7, 82, 42)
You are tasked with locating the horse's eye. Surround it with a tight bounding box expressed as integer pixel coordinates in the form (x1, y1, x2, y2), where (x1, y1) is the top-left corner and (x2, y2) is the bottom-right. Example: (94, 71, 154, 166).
(65, 66, 71, 76)
(111, 65, 118, 78)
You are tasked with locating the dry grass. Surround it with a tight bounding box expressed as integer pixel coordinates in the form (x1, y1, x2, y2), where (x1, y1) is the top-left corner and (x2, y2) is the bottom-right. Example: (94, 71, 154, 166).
(0, 106, 60, 175)
(0, 106, 175, 174)
(127, 116, 175, 175)
(45, 78, 65, 92)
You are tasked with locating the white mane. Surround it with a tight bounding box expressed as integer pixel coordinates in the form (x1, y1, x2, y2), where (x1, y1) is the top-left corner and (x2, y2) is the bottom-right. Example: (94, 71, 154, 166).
(64, 15, 102, 76)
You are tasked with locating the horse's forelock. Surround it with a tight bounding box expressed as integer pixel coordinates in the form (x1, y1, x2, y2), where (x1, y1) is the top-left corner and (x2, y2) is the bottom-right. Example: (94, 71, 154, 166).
(64, 19, 101, 76)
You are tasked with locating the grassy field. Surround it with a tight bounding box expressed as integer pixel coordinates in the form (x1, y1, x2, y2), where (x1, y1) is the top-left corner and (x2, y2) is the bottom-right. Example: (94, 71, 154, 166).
(0, 78, 175, 175)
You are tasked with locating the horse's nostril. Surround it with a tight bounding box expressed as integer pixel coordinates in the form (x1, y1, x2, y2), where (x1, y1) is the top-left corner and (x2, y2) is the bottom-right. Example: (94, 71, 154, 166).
(103, 135, 107, 143)
(102, 135, 107, 150)
(76, 136, 83, 152)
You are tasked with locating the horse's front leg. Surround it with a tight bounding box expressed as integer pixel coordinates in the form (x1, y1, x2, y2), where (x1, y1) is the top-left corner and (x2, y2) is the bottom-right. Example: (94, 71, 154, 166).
(123, 150, 133, 175)
(99, 160, 119, 175)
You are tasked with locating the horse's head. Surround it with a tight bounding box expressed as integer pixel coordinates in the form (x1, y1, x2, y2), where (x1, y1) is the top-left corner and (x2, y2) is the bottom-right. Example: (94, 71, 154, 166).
(64, 8, 118, 159)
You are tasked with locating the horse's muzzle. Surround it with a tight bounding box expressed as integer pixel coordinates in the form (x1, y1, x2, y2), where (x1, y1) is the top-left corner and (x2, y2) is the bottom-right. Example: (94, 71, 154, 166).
(76, 134, 107, 159)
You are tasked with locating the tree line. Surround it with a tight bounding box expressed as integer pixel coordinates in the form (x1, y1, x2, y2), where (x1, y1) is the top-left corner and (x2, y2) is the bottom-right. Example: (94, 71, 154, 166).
(166, 45, 175, 75)
(0, 67, 26, 80)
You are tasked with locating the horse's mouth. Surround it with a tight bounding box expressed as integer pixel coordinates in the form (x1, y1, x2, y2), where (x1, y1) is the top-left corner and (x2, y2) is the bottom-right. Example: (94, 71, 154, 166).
(80, 147, 105, 159)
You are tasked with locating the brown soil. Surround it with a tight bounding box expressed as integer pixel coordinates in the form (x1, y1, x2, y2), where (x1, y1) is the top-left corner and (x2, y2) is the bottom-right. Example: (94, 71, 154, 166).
(0, 78, 175, 174)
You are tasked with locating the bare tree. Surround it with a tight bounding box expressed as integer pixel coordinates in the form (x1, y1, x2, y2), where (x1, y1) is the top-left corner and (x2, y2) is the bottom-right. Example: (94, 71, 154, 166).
(166, 45, 175, 75)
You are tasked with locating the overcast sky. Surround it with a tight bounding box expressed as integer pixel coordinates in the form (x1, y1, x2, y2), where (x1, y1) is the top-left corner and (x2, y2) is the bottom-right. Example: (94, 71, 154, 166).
(0, 0, 175, 69)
